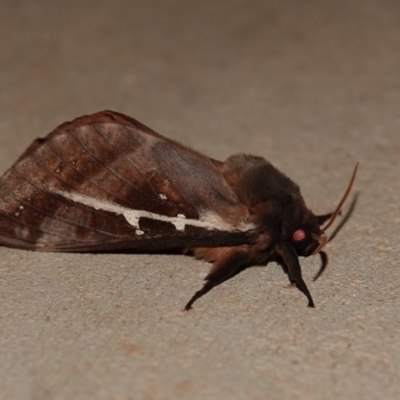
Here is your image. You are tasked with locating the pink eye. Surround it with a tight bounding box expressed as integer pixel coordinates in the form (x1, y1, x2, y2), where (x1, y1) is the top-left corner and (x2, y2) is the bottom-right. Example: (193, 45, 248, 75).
(292, 229, 306, 242)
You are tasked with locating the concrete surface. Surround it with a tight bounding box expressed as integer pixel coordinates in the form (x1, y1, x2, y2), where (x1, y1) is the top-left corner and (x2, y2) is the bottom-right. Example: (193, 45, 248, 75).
(0, 1, 399, 399)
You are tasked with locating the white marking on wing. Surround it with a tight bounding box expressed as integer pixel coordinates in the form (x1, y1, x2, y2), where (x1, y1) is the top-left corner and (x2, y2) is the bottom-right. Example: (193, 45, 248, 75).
(56, 191, 254, 232)
(159, 194, 167, 200)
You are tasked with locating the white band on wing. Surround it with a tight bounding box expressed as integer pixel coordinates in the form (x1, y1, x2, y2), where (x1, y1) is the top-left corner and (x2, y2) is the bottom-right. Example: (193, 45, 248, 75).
(55, 190, 250, 233)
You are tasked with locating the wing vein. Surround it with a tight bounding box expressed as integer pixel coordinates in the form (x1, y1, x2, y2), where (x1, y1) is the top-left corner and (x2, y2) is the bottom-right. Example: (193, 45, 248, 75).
(8, 167, 131, 240)
(68, 127, 155, 201)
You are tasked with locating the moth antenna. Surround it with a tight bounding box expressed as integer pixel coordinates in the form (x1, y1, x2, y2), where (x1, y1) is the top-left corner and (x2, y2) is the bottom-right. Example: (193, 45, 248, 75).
(312, 162, 359, 255)
(321, 162, 359, 232)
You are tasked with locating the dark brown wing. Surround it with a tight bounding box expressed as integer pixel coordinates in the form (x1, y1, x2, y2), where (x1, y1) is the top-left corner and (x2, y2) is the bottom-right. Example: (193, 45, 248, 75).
(0, 111, 251, 252)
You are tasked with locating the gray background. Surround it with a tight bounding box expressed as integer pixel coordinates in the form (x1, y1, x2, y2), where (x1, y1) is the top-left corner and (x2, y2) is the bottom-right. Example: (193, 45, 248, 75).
(0, 1, 399, 399)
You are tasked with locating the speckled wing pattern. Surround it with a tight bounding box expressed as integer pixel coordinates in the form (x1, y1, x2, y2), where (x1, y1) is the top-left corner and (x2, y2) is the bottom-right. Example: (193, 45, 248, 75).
(0, 111, 251, 251)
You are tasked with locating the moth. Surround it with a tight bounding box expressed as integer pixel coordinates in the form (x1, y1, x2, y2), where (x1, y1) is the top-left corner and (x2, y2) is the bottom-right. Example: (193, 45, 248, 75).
(0, 111, 358, 309)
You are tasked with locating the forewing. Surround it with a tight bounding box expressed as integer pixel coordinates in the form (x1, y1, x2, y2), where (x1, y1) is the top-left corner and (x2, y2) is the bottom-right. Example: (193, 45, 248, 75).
(0, 111, 251, 251)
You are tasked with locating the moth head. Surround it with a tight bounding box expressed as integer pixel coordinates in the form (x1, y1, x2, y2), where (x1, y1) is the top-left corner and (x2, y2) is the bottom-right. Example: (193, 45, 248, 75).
(289, 162, 359, 257)
(289, 218, 324, 257)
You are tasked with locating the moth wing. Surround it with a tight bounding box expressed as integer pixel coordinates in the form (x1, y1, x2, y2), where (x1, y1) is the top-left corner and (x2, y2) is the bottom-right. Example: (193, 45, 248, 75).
(0, 111, 251, 251)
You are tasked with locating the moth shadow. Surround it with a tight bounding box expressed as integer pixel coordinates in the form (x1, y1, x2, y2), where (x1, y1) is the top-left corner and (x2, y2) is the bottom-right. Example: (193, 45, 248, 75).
(327, 191, 360, 244)
(312, 191, 360, 281)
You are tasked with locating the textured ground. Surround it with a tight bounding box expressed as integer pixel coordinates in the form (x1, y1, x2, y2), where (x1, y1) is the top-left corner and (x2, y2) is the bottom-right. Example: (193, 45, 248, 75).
(0, 1, 399, 399)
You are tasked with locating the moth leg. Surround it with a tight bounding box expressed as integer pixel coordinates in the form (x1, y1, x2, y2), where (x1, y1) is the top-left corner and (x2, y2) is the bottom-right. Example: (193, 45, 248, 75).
(313, 251, 328, 282)
(184, 249, 249, 311)
(316, 212, 333, 225)
(275, 241, 315, 307)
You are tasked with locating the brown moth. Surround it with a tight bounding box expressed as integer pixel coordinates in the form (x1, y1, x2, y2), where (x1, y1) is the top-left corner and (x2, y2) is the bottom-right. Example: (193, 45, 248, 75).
(0, 111, 358, 309)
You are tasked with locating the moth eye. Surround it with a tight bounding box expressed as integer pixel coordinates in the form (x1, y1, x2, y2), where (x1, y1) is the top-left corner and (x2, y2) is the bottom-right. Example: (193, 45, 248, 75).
(292, 229, 306, 242)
